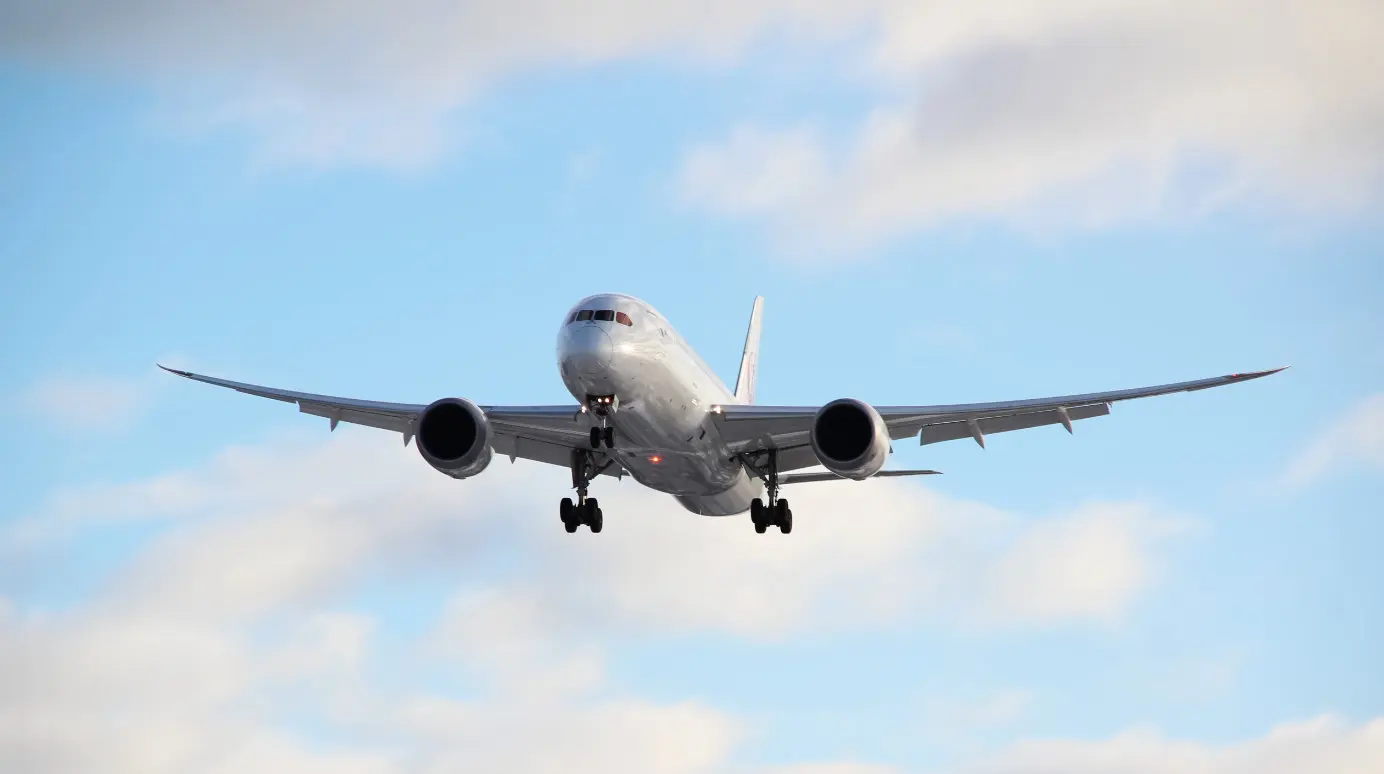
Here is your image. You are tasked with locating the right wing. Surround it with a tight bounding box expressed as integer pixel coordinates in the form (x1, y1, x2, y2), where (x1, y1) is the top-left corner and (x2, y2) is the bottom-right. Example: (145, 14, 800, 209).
(159, 365, 623, 476)
(778, 469, 941, 485)
(714, 367, 1288, 473)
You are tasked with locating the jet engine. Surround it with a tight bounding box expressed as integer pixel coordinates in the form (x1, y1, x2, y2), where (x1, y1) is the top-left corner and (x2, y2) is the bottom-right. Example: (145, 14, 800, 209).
(809, 398, 890, 480)
(415, 398, 494, 479)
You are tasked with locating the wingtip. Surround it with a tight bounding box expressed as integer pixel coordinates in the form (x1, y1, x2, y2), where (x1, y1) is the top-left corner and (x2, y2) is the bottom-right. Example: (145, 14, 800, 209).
(1227, 366, 1290, 381)
(157, 363, 192, 378)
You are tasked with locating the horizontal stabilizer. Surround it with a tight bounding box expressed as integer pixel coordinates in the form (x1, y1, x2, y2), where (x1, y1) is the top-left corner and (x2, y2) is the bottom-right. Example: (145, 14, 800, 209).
(779, 469, 941, 485)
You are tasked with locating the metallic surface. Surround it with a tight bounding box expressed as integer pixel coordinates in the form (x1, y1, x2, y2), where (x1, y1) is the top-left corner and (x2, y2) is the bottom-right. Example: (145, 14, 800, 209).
(556, 294, 760, 515)
(159, 295, 1287, 522)
(808, 398, 890, 480)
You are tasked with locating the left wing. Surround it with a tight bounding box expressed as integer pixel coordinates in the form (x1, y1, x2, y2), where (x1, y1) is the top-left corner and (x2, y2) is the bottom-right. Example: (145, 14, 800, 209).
(158, 365, 618, 475)
(713, 367, 1287, 473)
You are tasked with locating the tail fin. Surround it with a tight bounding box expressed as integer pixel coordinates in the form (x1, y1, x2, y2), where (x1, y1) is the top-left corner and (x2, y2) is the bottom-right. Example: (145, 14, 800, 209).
(734, 296, 763, 404)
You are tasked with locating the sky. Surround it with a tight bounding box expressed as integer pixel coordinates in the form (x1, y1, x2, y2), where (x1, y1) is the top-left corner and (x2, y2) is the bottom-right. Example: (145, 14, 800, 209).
(1, 1, 1382, 771)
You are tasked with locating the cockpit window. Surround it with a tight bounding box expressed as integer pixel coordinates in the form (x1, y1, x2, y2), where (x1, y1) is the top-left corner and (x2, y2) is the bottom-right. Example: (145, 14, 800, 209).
(615, 311, 633, 326)
(594, 310, 615, 322)
(576, 310, 593, 321)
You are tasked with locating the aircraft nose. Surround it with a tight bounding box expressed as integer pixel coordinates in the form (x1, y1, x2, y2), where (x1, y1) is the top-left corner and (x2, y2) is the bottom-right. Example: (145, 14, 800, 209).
(566, 325, 614, 375)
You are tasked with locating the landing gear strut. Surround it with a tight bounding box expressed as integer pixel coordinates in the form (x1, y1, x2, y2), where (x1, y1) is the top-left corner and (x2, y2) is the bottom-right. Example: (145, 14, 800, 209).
(561, 448, 609, 533)
(745, 449, 793, 534)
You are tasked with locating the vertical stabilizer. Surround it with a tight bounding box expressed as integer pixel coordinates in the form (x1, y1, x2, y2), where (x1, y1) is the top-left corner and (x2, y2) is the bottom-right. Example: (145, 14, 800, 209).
(734, 296, 764, 404)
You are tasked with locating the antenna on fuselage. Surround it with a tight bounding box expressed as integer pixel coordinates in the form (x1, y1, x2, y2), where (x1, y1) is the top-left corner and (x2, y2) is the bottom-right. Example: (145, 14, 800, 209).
(734, 296, 763, 405)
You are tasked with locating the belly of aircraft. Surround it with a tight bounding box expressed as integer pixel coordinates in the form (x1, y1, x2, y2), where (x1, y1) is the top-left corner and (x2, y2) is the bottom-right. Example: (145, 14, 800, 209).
(612, 394, 739, 497)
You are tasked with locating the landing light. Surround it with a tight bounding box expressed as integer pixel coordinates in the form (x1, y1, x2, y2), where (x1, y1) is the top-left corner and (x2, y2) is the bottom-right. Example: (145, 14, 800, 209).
(649, 455, 662, 464)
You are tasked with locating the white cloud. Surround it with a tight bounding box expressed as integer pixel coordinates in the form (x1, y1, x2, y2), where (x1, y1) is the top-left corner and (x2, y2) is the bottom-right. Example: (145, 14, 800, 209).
(677, 1, 1384, 250)
(11, 432, 1177, 635)
(0, 431, 1373, 772)
(20, 373, 150, 431)
(0, 0, 859, 168)
(8, 0, 1379, 226)
(960, 715, 1384, 774)
(1284, 393, 1384, 488)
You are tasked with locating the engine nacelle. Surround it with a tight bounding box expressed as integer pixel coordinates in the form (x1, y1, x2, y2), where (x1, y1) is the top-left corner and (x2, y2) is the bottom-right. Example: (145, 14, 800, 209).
(809, 398, 890, 480)
(415, 398, 493, 479)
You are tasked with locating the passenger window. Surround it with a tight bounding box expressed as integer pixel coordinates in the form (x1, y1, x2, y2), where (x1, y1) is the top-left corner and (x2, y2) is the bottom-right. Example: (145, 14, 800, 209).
(594, 310, 615, 321)
(576, 310, 593, 321)
(615, 311, 633, 326)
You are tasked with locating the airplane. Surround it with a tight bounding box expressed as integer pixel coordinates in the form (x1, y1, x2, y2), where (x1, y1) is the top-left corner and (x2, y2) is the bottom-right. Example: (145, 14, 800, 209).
(161, 294, 1285, 535)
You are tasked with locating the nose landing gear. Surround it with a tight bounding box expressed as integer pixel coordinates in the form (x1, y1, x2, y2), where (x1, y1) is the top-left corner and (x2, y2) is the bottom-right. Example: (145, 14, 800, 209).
(586, 395, 618, 449)
(589, 425, 615, 449)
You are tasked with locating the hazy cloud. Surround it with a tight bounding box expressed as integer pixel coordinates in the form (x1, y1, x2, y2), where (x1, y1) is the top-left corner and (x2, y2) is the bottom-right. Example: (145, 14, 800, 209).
(0, 431, 1372, 772)
(19, 373, 151, 431)
(8, 0, 1380, 233)
(677, 0, 1384, 251)
(961, 715, 1384, 774)
(1283, 393, 1384, 488)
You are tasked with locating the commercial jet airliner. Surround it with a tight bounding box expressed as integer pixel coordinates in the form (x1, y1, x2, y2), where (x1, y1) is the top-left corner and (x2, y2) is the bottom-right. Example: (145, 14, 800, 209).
(162, 294, 1284, 535)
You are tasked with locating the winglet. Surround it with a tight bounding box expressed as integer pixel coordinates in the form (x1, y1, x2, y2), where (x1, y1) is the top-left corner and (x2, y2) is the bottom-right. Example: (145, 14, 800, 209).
(158, 363, 193, 378)
(733, 296, 764, 405)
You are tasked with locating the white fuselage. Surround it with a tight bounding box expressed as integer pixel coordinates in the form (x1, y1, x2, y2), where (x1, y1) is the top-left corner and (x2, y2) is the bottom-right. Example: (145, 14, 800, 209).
(556, 293, 763, 515)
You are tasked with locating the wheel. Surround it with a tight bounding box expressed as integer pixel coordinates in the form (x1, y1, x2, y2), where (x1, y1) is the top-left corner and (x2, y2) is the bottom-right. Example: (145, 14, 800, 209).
(590, 508, 604, 533)
(584, 498, 600, 524)
(776, 499, 792, 534)
(603, 426, 615, 448)
(564, 519, 579, 533)
(560, 497, 574, 523)
(589, 427, 601, 449)
(750, 498, 766, 532)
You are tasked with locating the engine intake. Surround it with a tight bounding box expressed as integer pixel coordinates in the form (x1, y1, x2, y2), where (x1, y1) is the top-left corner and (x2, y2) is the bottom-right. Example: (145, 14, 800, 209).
(416, 398, 493, 479)
(809, 398, 889, 480)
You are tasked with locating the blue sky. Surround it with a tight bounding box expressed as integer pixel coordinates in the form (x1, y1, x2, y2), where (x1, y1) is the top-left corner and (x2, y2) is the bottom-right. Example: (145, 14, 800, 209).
(2, 2, 1382, 772)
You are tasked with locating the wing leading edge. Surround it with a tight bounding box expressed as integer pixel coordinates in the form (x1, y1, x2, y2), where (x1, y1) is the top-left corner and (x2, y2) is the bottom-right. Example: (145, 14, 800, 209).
(714, 367, 1287, 472)
(157, 365, 619, 475)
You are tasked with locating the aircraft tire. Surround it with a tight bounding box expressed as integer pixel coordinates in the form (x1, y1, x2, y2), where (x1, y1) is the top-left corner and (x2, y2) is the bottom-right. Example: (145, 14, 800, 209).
(751, 498, 771, 533)
(586, 499, 603, 533)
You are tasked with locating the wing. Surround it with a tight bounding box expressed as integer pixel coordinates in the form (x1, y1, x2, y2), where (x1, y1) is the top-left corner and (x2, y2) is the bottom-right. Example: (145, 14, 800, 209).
(778, 469, 941, 485)
(714, 367, 1287, 473)
(158, 365, 620, 476)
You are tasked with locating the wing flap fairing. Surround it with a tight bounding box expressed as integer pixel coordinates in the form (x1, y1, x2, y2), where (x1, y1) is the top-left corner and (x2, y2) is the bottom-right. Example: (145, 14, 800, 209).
(918, 402, 1110, 446)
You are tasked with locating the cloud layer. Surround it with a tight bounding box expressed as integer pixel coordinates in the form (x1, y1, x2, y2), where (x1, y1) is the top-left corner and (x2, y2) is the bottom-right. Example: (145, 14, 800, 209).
(5, 0, 1380, 238)
(0, 429, 1377, 771)
(1, 429, 1179, 771)
(679, 1, 1384, 249)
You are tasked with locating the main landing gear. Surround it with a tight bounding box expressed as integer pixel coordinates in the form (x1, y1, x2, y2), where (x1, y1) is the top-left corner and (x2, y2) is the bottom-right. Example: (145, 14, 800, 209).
(561, 447, 610, 533)
(744, 449, 793, 534)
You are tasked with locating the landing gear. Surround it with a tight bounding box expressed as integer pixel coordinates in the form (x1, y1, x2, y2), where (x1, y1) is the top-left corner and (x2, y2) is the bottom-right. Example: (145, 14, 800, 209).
(559, 497, 603, 533)
(562, 448, 611, 533)
(750, 497, 792, 533)
(588, 425, 616, 449)
(587, 395, 618, 449)
(745, 449, 793, 534)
